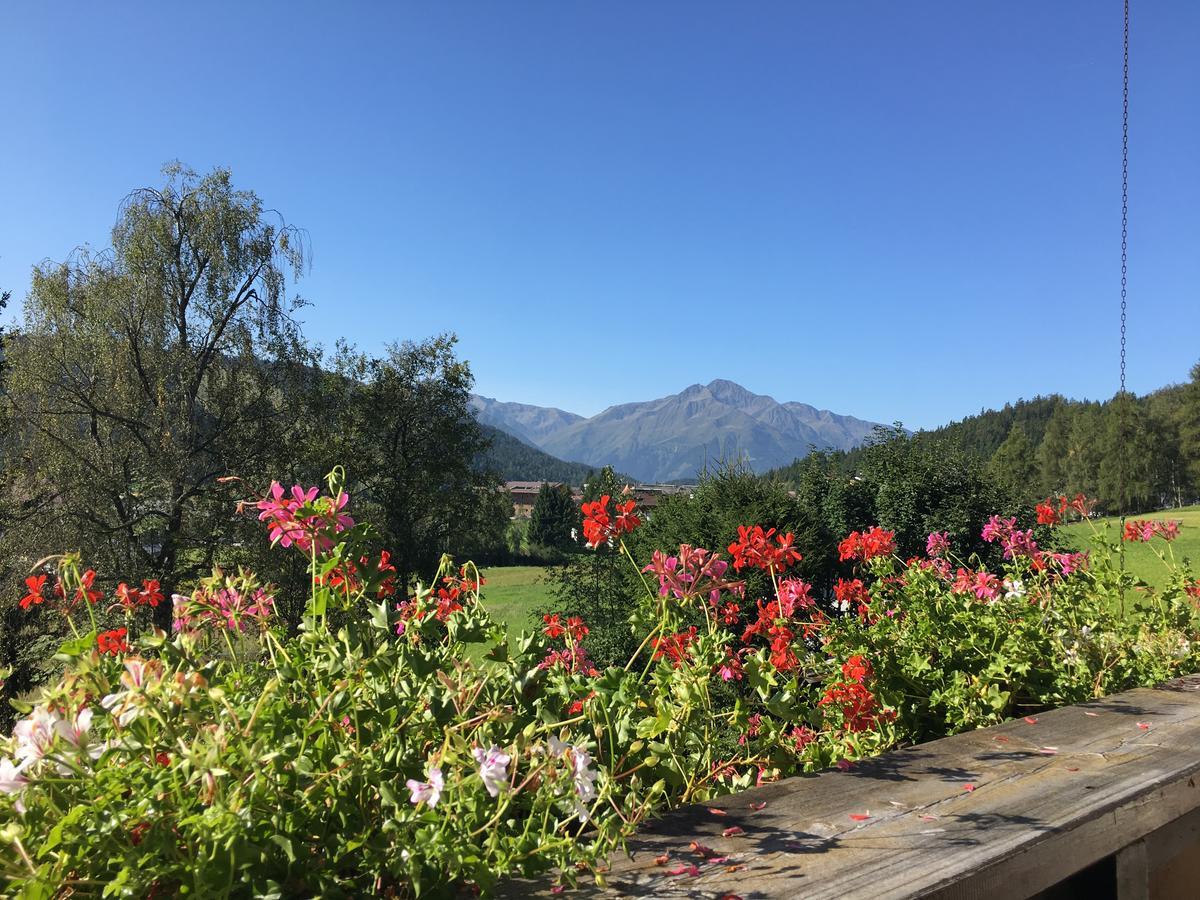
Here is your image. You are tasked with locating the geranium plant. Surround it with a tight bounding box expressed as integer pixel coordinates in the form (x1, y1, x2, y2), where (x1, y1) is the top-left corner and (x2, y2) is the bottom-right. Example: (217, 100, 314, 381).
(2, 479, 1198, 896)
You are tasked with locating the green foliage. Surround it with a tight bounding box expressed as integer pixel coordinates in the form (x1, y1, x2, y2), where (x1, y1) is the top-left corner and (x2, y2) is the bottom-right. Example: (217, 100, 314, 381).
(474, 425, 598, 484)
(772, 363, 1200, 518)
(988, 424, 1038, 504)
(2, 164, 313, 633)
(528, 483, 579, 554)
(0, 167, 509, 721)
(4, 479, 1200, 895)
(319, 335, 496, 592)
(781, 429, 1022, 564)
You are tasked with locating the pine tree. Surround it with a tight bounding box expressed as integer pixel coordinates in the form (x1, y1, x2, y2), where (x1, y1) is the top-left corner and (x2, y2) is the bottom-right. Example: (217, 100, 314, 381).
(988, 424, 1038, 504)
(1037, 402, 1073, 496)
(528, 483, 579, 551)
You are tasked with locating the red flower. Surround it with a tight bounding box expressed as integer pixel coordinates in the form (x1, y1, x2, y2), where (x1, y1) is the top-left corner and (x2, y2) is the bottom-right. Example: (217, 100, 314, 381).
(834, 578, 871, 619)
(581, 495, 640, 548)
(841, 654, 872, 684)
(1035, 500, 1062, 526)
(155, 751, 172, 767)
(728, 525, 802, 573)
(434, 586, 463, 622)
(768, 628, 799, 672)
(652, 627, 698, 668)
(543, 613, 566, 640)
(140, 579, 164, 608)
(97, 627, 129, 656)
(19, 574, 48, 611)
(820, 679, 890, 732)
(75, 569, 103, 606)
(580, 496, 611, 548)
(838, 526, 896, 563)
(115, 582, 137, 608)
(613, 499, 641, 536)
(566, 616, 589, 642)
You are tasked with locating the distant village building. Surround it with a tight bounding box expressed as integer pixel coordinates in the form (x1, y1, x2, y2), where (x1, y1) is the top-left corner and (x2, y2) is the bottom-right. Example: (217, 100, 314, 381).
(505, 480, 695, 519)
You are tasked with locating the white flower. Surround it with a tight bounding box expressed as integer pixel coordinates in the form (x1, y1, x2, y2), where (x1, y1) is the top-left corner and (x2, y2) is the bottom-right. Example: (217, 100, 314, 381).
(0, 757, 29, 795)
(570, 528, 578, 542)
(1003, 579, 1026, 600)
(473, 745, 511, 798)
(546, 738, 598, 821)
(54, 706, 94, 750)
(571, 746, 598, 805)
(406, 765, 444, 808)
(100, 658, 163, 727)
(12, 706, 61, 764)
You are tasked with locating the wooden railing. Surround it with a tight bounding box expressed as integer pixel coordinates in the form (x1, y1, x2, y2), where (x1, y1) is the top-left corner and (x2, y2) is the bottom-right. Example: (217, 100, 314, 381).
(519, 675, 1200, 899)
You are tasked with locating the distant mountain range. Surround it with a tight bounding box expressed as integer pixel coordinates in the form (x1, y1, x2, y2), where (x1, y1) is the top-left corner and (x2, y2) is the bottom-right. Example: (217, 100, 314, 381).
(470, 380, 882, 483)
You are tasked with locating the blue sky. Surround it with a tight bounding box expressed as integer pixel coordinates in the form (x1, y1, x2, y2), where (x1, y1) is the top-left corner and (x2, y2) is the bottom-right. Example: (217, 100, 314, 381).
(1, 2, 1196, 430)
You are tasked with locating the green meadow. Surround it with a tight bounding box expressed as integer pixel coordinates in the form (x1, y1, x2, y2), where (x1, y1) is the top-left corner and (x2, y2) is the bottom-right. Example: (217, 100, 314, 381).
(1061, 505, 1200, 589)
(479, 565, 553, 639)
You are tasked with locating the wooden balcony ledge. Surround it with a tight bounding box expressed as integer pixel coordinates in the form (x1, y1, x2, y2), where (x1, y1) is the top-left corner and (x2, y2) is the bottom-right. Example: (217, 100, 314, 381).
(520, 675, 1200, 899)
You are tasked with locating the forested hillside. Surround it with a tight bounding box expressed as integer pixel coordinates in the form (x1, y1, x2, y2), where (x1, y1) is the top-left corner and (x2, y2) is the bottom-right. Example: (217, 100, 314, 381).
(474, 425, 599, 484)
(772, 365, 1200, 514)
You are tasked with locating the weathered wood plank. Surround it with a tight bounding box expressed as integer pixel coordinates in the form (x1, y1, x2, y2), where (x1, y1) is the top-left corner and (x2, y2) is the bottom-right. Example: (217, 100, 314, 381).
(519, 677, 1200, 899)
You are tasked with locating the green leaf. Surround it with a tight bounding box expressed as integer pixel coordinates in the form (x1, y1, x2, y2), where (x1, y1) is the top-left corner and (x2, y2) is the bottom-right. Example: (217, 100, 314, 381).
(57, 632, 97, 657)
(270, 834, 297, 862)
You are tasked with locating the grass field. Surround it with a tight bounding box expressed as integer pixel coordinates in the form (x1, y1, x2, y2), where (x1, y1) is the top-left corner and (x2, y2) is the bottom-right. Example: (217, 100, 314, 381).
(479, 565, 553, 640)
(1061, 505, 1200, 589)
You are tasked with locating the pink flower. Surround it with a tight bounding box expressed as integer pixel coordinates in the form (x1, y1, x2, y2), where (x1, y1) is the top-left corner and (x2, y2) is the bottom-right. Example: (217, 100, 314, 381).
(641, 545, 745, 605)
(717, 649, 744, 682)
(473, 745, 511, 798)
(973, 571, 1001, 602)
(981, 516, 1015, 544)
(406, 765, 444, 807)
(1050, 551, 1089, 576)
(926, 532, 951, 558)
(256, 482, 354, 554)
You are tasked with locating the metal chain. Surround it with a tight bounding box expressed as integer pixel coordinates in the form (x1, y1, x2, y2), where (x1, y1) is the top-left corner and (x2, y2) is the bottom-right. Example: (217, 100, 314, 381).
(1121, 0, 1129, 402)
(1119, 0, 1130, 596)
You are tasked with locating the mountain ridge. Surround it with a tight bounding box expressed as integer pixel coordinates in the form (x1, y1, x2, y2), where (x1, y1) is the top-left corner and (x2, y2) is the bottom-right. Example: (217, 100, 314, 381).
(471, 380, 881, 483)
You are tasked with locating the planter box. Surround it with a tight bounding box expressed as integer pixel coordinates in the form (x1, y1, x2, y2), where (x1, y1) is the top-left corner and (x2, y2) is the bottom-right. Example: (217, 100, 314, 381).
(517, 675, 1200, 899)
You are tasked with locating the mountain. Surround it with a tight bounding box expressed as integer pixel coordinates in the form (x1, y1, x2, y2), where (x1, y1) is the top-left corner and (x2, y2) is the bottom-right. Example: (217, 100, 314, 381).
(472, 380, 881, 483)
(469, 396, 584, 448)
(474, 424, 601, 484)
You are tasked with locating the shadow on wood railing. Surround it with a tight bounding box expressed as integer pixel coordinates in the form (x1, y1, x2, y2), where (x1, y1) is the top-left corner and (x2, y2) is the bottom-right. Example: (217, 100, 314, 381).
(509, 675, 1200, 899)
